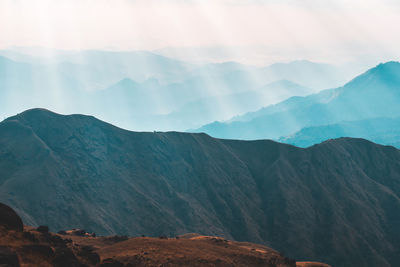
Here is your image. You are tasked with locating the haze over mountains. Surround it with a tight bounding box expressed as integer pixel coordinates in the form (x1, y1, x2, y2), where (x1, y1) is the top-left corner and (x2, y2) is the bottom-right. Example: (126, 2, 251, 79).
(0, 47, 362, 131)
(279, 117, 400, 148)
(1, 109, 400, 267)
(2, 47, 400, 267)
(196, 61, 400, 146)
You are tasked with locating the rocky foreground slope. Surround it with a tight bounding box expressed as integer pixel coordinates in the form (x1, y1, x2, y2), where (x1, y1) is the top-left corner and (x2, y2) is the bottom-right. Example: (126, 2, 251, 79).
(0, 203, 329, 267)
(0, 109, 400, 266)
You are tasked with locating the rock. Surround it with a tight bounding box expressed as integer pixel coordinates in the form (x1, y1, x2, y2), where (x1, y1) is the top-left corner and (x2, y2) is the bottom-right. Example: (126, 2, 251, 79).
(0, 246, 20, 267)
(51, 247, 82, 267)
(36, 225, 49, 233)
(84, 232, 96, 237)
(22, 231, 37, 242)
(0, 203, 23, 232)
(66, 229, 86, 236)
(77, 246, 100, 265)
(21, 245, 54, 259)
(103, 235, 128, 244)
(100, 258, 124, 267)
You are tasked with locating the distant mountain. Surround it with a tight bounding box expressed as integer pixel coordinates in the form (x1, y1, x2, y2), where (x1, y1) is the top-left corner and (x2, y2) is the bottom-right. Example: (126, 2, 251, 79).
(148, 80, 312, 131)
(195, 61, 400, 140)
(0, 52, 324, 131)
(260, 60, 353, 90)
(1, 109, 400, 267)
(279, 117, 400, 148)
(0, 49, 192, 84)
(192, 60, 356, 91)
(155, 48, 360, 89)
(89, 77, 311, 131)
(0, 56, 84, 117)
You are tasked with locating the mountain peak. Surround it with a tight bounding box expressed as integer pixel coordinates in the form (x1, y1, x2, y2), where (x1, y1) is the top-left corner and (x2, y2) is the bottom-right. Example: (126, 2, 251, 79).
(367, 61, 400, 75)
(6, 108, 58, 120)
(4, 108, 102, 132)
(344, 60, 400, 88)
(116, 78, 140, 87)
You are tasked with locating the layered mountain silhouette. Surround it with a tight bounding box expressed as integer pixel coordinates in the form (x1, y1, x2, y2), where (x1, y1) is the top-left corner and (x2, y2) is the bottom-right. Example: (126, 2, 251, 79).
(94, 79, 312, 131)
(0, 48, 359, 131)
(279, 117, 400, 148)
(195, 61, 400, 140)
(1, 109, 400, 267)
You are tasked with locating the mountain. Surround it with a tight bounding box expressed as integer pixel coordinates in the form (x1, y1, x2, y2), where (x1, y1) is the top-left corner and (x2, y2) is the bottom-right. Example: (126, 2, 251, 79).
(89, 75, 311, 132)
(0, 49, 192, 84)
(162, 80, 311, 130)
(0, 56, 84, 118)
(1, 48, 367, 132)
(260, 60, 353, 90)
(1, 109, 400, 267)
(0, 51, 328, 132)
(279, 117, 400, 148)
(155, 47, 360, 89)
(195, 61, 400, 140)
(2, 203, 324, 267)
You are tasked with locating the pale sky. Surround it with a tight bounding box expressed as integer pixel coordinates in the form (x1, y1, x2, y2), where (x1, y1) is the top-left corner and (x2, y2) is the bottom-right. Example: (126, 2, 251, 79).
(1, 0, 400, 64)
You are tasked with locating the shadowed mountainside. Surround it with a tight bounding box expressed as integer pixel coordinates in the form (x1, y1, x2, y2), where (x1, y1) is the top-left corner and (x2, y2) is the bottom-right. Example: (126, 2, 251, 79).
(0, 109, 400, 266)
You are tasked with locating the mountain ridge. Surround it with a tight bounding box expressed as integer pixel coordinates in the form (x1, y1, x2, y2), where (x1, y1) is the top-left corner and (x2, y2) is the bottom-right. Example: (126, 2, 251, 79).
(1, 108, 400, 266)
(279, 117, 400, 148)
(195, 61, 400, 140)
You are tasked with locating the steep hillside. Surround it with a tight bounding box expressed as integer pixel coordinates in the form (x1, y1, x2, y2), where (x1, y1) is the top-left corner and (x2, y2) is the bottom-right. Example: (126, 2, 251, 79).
(195, 61, 400, 140)
(1, 109, 400, 266)
(279, 117, 400, 148)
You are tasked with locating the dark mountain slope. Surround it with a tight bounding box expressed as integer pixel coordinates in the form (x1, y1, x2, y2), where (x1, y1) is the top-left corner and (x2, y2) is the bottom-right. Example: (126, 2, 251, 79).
(1, 109, 400, 267)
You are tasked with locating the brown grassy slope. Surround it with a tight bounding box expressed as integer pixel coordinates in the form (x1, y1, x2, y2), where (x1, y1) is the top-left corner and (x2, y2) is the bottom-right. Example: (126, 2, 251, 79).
(0, 225, 322, 267)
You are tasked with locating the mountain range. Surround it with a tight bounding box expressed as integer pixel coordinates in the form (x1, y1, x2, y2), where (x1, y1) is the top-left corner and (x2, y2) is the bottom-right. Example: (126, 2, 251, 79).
(0, 48, 360, 131)
(93, 78, 312, 131)
(279, 117, 400, 148)
(195, 61, 400, 142)
(1, 108, 399, 267)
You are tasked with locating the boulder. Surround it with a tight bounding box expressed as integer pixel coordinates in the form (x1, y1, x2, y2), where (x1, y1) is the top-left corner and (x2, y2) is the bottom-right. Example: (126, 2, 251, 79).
(100, 258, 124, 267)
(0, 203, 23, 232)
(77, 246, 100, 265)
(51, 247, 81, 267)
(36, 225, 49, 233)
(21, 245, 54, 259)
(0, 246, 20, 267)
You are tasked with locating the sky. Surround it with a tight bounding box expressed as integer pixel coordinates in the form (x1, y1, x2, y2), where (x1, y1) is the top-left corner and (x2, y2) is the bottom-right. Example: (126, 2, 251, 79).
(1, 0, 400, 65)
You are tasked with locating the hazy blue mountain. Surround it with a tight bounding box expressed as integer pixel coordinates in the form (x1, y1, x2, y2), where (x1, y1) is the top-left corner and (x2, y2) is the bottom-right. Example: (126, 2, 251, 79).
(195, 62, 400, 140)
(89, 78, 312, 131)
(1, 48, 357, 91)
(259, 60, 357, 90)
(186, 60, 357, 92)
(0, 48, 192, 84)
(159, 80, 312, 130)
(279, 117, 400, 148)
(0, 48, 370, 132)
(155, 47, 363, 89)
(0, 56, 85, 117)
(1, 109, 400, 267)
